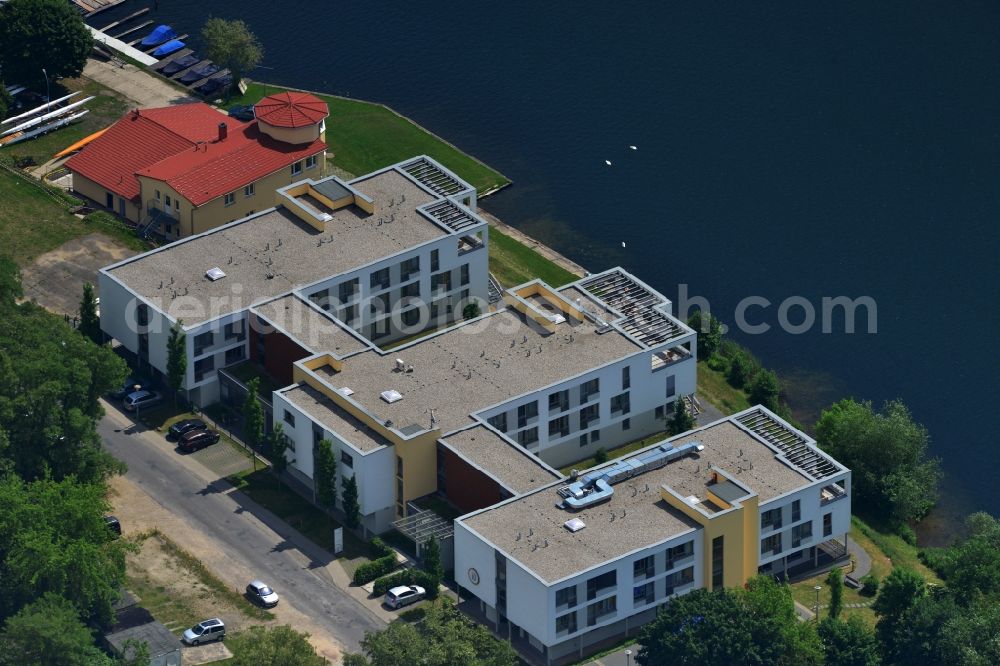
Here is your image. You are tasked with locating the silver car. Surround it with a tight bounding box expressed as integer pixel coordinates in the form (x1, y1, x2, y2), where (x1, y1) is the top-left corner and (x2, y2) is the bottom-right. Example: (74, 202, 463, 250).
(122, 390, 161, 412)
(246, 580, 279, 607)
(182, 618, 225, 645)
(384, 585, 426, 609)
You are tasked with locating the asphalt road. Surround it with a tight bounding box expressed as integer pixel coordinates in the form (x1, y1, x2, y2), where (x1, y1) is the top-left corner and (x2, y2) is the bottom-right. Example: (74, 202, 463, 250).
(98, 408, 385, 652)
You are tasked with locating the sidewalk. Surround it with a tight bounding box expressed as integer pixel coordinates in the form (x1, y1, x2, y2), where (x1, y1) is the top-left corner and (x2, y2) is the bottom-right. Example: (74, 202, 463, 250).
(83, 58, 199, 109)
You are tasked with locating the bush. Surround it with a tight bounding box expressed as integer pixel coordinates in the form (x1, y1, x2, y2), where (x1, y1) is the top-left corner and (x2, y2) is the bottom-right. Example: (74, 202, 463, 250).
(859, 574, 880, 597)
(594, 448, 608, 464)
(706, 355, 728, 373)
(897, 524, 917, 546)
(353, 554, 399, 586)
(726, 350, 759, 389)
(370, 537, 393, 559)
(372, 568, 437, 597)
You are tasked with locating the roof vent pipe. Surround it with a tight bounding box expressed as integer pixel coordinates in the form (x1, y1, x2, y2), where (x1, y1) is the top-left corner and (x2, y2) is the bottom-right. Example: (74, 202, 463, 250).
(218, 122, 228, 141)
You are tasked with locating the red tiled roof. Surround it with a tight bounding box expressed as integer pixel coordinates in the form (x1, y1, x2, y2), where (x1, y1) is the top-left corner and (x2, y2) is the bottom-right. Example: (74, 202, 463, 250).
(253, 92, 328, 129)
(138, 123, 325, 206)
(66, 102, 325, 207)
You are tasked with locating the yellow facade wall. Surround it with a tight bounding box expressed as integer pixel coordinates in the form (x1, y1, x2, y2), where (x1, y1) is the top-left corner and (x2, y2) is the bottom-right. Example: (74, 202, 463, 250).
(258, 122, 322, 146)
(71, 174, 141, 223)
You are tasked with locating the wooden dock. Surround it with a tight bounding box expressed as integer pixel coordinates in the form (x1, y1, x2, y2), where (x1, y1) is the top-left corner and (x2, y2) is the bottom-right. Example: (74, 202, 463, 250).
(113, 20, 152, 40)
(98, 7, 149, 32)
(73, 0, 127, 17)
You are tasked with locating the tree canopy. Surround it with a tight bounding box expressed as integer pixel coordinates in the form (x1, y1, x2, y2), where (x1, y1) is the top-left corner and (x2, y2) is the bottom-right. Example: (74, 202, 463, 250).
(78, 283, 100, 345)
(815, 398, 940, 526)
(921, 512, 1000, 601)
(243, 377, 264, 450)
(200, 18, 263, 92)
(0, 593, 115, 666)
(166, 321, 186, 407)
(342, 474, 360, 528)
(0, 0, 92, 88)
(688, 310, 722, 358)
(314, 438, 337, 510)
(667, 396, 695, 435)
(818, 616, 881, 666)
(228, 625, 327, 666)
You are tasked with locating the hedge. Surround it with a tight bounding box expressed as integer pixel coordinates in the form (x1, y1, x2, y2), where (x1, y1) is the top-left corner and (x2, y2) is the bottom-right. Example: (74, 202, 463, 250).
(372, 568, 438, 598)
(370, 537, 393, 559)
(353, 555, 399, 586)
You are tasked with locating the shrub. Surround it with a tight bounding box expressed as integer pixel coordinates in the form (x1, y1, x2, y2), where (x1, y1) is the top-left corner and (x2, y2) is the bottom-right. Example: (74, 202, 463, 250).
(859, 574, 880, 597)
(897, 524, 917, 546)
(372, 568, 437, 597)
(370, 537, 393, 559)
(726, 350, 759, 389)
(353, 555, 399, 586)
(594, 448, 608, 464)
(706, 355, 728, 373)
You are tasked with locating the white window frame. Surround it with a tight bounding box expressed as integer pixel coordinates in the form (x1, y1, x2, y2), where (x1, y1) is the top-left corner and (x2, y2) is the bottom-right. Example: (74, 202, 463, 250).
(244, 183, 255, 198)
(291, 161, 302, 175)
(305, 155, 317, 169)
(224, 192, 236, 207)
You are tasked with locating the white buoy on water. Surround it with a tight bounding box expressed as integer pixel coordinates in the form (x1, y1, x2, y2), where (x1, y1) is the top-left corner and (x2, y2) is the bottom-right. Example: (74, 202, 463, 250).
(629, 145, 637, 150)
(605, 160, 612, 166)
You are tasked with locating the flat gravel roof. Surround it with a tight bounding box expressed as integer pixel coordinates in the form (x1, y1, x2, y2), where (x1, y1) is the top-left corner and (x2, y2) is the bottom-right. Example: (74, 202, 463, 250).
(252, 293, 367, 356)
(440, 425, 561, 495)
(280, 383, 391, 453)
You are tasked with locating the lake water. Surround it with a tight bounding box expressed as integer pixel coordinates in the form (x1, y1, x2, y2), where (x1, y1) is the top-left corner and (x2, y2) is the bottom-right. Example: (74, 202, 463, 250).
(94, 1, 1000, 542)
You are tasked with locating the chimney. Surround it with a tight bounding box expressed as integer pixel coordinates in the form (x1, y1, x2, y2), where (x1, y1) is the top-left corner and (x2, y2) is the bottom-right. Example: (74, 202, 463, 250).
(218, 122, 228, 141)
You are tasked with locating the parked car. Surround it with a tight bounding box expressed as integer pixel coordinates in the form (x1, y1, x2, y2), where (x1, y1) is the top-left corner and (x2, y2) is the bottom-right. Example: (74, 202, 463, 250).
(169, 418, 208, 440)
(111, 376, 148, 400)
(182, 618, 226, 645)
(383, 585, 425, 609)
(123, 390, 161, 412)
(178, 429, 220, 452)
(104, 515, 121, 537)
(246, 580, 279, 607)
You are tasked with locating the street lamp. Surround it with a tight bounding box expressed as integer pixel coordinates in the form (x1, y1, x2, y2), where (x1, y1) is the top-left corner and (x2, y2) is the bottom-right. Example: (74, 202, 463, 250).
(41, 68, 49, 103)
(625, 649, 632, 666)
(133, 383, 142, 425)
(814, 584, 822, 622)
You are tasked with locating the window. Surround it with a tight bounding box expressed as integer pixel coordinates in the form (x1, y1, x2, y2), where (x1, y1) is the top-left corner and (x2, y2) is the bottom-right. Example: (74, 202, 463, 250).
(655, 405, 665, 419)
(224, 346, 245, 365)
(610, 391, 630, 415)
(193, 356, 214, 382)
(194, 331, 213, 355)
(400, 282, 420, 299)
(761, 508, 783, 531)
(548, 415, 569, 439)
(431, 271, 451, 292)
(305, 155, 317, 169)
(633, 555, 655, 581)
(792, 521, 812, 547)
(396, 456, 403, 477)
(283, 410, 296, 427)
(549, 389, 569, 413)
(666, 541, 694, 568)
(401, 308, 420, 326)
(400, 256, 420, 281)
(591, 430, 601, 443)
(555, 612, 577, 636)
(792, 500, 801, 522)
(224, 192, 235, 206)
(517, 402, 538, 428)
(174, 199, 180, 211)
(244, 183, 255, 197)
(761, 533, 782, 556)
(579, 434, 588, 447)
(579, 404, 599, 429)
(622, 366, 631, 390)
(586, 596, 617, 626)
(622, 418, 631, 431)
(488, 413, 508, 432)
(312, 426, 324, 448)
(155, 189, 161, 200)
(430, 249, 440, 272)
(341, 451, 354, 468)
(580, 378, 600, 403)
(666, 374, 676, 398)
(633, 582, 655, 606)
(823, 512, 833, 537)
(370, 292, 390, 315)
(338, 279, 359, 304)
(555, 585, 577, 610)
(370, 268, 390, 290)
(516, 427, 538, 448)
(711, 536, 724, 588)
(460, 263, 470, 286)
(586, 570, 616, 601)
(665, 567, 695, 595)
(165, 194, 171, 207)
(224, 320, 244, 340)
(291, 161, 302, 175)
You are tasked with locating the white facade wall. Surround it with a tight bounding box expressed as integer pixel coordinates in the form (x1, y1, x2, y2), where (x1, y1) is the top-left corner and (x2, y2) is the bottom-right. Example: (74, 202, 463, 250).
(98, 272, 139, 351)
(758, 470, 852, 568)
(454, 520, 498, 607)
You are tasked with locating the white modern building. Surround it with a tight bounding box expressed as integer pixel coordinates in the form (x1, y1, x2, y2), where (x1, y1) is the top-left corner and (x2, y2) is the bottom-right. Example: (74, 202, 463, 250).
(98, 156, 490, 405)
(454, 406, 852, 664)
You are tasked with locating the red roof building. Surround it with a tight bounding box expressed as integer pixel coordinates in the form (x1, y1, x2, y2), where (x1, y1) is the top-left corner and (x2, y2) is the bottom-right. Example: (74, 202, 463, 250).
(66, 99, 327, 238)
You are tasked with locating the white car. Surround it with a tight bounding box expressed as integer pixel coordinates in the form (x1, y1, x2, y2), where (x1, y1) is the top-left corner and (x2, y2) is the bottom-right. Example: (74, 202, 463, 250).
(246, 580, 279, 607)
(182, 618, 225, 645)
(383, 585, 426, 609)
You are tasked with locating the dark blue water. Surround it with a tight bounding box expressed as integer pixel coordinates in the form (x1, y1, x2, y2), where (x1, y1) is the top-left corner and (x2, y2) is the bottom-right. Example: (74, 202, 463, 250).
(98, 1, 1000, 541)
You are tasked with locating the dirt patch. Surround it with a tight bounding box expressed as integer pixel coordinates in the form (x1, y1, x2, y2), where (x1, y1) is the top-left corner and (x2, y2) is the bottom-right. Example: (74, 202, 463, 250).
(21, 232, 135, 315)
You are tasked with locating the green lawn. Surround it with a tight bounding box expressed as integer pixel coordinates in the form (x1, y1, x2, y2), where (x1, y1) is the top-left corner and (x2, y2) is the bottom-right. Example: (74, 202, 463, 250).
(488, 227, 579, 288)
(224, 82, 509, 195)
(695, 360, 750, 416)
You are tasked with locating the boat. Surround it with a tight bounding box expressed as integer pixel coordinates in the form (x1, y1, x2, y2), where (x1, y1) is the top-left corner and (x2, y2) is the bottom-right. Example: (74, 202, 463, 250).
(4, 84, 26, 97)
(53, 127, 108, 159)
(0, 110, 88, 147)
(162, 54, 200, 76)
(1, 91, 80, 126)
(140, 25, 177, 48)
(152, 40, 185, 58)
(0, 97, 94, 138)
(179, 63, 220, 84)
(197, 75, 232, 97)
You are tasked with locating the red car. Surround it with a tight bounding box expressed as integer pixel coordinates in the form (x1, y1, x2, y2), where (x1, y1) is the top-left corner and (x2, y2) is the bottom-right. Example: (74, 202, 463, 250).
(178, 428, 220, 452)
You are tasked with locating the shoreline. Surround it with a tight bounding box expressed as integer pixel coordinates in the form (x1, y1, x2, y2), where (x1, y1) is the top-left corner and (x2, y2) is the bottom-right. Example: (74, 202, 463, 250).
(476, 207, 588, 279)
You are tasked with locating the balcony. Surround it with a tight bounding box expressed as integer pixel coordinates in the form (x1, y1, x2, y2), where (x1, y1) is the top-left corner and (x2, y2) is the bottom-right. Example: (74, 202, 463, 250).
(457, 234, 484, 255)
(820, 483, 848, 505)
(651, 345, 692, 371)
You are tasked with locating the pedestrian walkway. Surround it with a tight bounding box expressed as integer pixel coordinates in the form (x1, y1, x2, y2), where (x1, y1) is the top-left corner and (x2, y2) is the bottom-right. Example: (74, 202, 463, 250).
(83, 58, 199, 109)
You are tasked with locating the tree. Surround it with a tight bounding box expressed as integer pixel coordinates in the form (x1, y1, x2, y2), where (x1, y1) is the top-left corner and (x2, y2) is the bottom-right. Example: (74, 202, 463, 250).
(726, 349, 758, 389)
(0, 255, 22, 306)
(0, 0, 92, 88)
(0, 476, 134, 624)
(827, 567, 844, 619)
(0, 84, 12, 121)
(266, 422, 291, 478)
(818, 616, 881, 666)
(166, 321, 186, 408)
(243, 377, 264, 452)
(0, 593, 113, 666)
(667, 396, 695, 435)
(925, 512, 1000, 600)
(462, 301, 481, 320)
(200, 18, 263, 93)
(688, 310, 722, 359)
(423, 535, 442, 599)
(816, 399, 941, 526)
(873, 567, 925, 661)
(77, 283, 101, 344)
(342, 474, 360, 529)
(229, 625, 327, 666)
(881, 590, 959, 665)
(939, 600, 1000, 666)
(748, 369, 780, 412)
(314, 438, 337, 510)
(356, 599, 516, 666)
